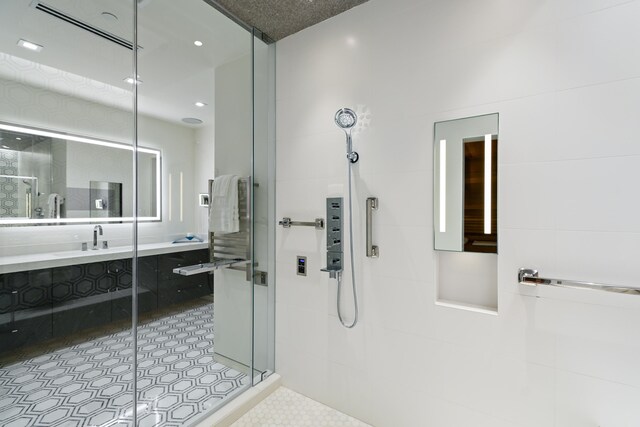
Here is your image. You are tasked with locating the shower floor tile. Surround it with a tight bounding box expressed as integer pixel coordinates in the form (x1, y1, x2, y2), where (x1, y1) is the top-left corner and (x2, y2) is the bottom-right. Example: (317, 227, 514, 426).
(230, 387, 371, 427)
(0, 303, 248, 427)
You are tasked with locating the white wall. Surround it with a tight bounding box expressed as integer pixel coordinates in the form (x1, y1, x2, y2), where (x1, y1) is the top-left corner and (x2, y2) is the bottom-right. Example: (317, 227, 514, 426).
(275, 0, 640, 426)
(0, 78, 198, 255)
(195, 123, 215, 235)
(64, 141, 132, 218)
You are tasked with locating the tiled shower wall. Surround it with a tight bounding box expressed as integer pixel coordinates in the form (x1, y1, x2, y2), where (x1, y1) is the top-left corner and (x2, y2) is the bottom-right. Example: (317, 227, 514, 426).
(275, 0, 640, 426)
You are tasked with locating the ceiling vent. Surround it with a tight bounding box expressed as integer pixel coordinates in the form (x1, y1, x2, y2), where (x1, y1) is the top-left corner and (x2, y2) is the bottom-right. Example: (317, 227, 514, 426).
(32, 1, 135, 50)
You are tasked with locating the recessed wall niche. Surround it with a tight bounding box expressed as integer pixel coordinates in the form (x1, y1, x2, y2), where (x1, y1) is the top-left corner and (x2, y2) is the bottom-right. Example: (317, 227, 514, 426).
(433, 113, 498, 313)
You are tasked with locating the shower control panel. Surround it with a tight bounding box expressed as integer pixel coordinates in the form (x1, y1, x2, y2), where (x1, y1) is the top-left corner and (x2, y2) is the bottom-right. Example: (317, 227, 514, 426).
(297, 256, 307, 276)
(325, 197, 343, 273)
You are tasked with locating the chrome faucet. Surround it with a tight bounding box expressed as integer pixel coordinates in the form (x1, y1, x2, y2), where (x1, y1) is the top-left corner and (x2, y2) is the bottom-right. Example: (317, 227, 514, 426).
(92, 225, 103, 250)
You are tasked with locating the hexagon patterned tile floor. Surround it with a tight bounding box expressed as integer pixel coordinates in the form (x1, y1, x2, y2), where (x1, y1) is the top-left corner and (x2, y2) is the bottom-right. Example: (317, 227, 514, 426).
(230, 387, 371, 427)
(0, 303, 248, 427)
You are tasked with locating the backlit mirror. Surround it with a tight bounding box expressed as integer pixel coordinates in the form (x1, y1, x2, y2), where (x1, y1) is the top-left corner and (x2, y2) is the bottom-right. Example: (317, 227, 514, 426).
(0, 122, 160, 225)
(434, 113, 498, 253)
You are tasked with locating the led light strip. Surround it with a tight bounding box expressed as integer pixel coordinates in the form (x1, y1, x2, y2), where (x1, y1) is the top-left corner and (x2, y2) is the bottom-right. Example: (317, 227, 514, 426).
(0, 122, 158, 155)
(179, 172, 183, 222)
(484, 134, 492, 235)
(439, 139, 446, 233)
(0, 122, 162, 223)
(168, 173, 173, 222)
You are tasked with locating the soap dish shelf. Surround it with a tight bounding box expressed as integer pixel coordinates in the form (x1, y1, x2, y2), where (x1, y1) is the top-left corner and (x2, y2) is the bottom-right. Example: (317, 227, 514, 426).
(173, 259, 249, 276)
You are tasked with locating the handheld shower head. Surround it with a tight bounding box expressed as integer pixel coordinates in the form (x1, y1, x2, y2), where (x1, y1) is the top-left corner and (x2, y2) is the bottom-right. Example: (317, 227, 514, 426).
(327, 108, 363, 329)
(335, 108, 357, 130)
(334, 108, 359, 163)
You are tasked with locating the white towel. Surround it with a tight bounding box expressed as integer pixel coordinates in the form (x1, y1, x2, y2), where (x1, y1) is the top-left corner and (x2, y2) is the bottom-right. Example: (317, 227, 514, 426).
(209, 175, 239, 234)
(47, 193, 59, 218)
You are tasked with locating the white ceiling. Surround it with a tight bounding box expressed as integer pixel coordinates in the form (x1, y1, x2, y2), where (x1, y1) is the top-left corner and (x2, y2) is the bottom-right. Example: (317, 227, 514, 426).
(0, 0, 252, 127)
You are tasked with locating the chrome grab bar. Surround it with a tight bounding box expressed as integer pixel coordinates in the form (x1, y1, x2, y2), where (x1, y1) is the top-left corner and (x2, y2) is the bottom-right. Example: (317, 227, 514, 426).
(518, 268, 640, 295)
(366, 197, 378, 258)
(278, 217, 324, 230)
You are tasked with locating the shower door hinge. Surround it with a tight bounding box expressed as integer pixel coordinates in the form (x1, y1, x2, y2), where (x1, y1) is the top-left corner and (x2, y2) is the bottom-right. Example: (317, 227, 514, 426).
(254, 270, 268, 286)
(245, 267, 267, 286)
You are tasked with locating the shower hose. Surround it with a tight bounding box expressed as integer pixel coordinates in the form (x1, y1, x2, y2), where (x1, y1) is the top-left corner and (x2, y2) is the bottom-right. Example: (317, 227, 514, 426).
(336, 159, 359, 328)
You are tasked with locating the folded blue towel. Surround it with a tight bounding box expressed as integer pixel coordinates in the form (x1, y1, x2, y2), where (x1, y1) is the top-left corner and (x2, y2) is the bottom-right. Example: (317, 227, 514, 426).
(172, 234, 204, 243)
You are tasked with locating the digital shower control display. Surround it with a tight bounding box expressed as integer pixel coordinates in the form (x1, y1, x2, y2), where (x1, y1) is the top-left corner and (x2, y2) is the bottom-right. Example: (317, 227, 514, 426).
(297, 256, 307, 276)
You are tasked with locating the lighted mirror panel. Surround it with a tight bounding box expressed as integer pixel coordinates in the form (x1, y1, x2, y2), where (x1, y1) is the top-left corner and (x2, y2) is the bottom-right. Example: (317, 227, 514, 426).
(434, 113, 498, 253)
(0, 123, 161, 225)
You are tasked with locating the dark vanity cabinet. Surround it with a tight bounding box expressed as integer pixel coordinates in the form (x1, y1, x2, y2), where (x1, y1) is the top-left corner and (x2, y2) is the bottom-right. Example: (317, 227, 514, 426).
(0, 269, 53, 351)
(0, 248, 210, 354)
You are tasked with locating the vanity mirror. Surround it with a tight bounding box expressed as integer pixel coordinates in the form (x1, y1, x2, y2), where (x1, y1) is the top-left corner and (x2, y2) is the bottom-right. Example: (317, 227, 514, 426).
(0, 122, 160, 225)
(433, 113, 498, 253)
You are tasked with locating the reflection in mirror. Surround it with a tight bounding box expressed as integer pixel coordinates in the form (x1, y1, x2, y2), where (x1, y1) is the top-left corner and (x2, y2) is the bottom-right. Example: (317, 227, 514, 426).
(0, 122, 160, 225)
(89, 181, 122, 218)
(434, 113, 498, 253)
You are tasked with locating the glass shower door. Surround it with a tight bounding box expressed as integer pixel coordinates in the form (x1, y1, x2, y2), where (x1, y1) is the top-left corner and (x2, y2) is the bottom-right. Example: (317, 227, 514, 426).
(0, 0, 275, 425)
(251, 29, 276, 383)
(134, 1, 255, 424)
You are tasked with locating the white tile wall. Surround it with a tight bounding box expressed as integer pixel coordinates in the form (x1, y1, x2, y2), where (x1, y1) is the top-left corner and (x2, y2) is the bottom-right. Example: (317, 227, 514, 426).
(275, 0, 640, 426)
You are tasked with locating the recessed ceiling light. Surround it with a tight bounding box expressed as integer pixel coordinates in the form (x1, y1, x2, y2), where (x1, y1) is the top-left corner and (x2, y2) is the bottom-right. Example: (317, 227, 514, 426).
(16, 137, 22, 140)
(17, 39, 43, 52)
(195, 102, 207, 107)
(194, 40, 203, 47)
(1, 145, 9, 149)
(182, 117, 203, 125)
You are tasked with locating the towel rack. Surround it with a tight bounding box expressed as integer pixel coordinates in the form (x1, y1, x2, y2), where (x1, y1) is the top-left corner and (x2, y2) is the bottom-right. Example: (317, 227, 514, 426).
(173, 176, 256, 280)
(278, 217, 325, 230)
(518, 268, 640, 295)
(210, 177, 253, 275)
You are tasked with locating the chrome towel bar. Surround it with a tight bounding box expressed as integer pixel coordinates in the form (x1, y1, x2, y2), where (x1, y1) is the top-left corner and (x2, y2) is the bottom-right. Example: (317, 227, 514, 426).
(173, 259, 249, 276)
(366, 197, 379, 258)
(518, 268, 640, 295)
(279, 217, 324, 230)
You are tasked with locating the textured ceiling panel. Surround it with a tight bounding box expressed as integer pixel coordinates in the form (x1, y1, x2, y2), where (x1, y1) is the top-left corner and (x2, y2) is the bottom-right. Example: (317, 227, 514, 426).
(214, 0, 369, 41)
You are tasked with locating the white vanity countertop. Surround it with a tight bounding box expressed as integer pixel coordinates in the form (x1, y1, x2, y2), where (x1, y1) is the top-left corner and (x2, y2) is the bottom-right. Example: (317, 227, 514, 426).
(0, 241, 209, 275)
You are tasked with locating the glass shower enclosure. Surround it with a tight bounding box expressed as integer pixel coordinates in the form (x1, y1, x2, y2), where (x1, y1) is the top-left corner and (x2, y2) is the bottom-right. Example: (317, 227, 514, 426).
(0, 0, 275, 426)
